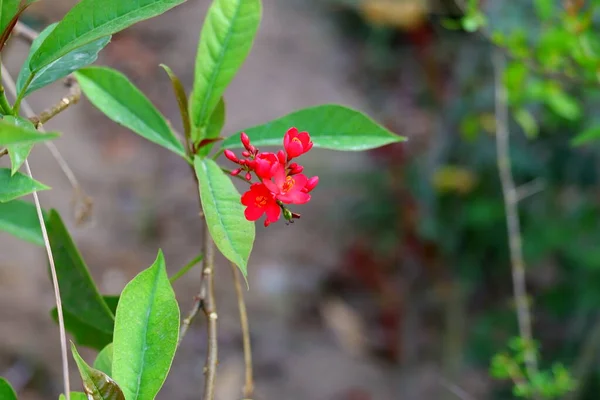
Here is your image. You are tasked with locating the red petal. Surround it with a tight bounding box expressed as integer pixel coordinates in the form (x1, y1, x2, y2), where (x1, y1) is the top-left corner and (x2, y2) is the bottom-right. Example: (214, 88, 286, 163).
(244, 205, 264, 221)
(278, 191, 310, 205)
(265, 202, 281, 223)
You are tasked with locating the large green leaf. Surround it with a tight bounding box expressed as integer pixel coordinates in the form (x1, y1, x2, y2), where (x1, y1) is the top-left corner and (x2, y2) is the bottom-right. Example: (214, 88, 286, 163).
(45, 210, 115, 336)
(17, 23, 111, 97)
(75, 67, 185, 157)
(0, 0, 19, 39)
(0, 118, 59, 146)
(189, 0, 261, 139)
(28, 0, 186, 72)
(0, 168, 48, 202)
(194, 157, 254, 276)
(0, 199, 44, 245)
(50, 295, 119, 351)
(71, 343, 125, 400)
(94, 343, 114, 377)
(112, 250, 179, 400)
(5, 116, 37, 175)
(197, 97, 225, 155)
(221, 104, 406, 151)
(0, 377, 17, 400)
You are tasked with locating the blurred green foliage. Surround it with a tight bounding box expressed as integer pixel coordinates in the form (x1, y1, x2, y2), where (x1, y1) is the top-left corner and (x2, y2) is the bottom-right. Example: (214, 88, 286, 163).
(328, 0, 600, 398)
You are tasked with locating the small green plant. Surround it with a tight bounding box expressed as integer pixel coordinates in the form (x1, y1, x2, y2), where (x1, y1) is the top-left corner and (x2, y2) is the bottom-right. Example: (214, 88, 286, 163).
(490, 338, 577, 399)
(0, 0, 404, 399)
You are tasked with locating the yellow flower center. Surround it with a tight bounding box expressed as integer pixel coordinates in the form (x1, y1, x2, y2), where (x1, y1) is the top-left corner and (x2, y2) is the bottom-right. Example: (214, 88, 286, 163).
(282, 176, 295, 193)
(255, 196, 268, 207)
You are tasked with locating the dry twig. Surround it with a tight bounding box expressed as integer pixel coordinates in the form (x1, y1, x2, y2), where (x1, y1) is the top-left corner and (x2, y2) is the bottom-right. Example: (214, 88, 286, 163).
(493, 50, 539, 378)
(231, 262, 254, 398)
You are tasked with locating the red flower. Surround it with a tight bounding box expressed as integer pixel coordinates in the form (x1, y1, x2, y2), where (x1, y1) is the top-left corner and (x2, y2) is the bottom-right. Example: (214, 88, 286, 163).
(253, 152, 281, 180)
(263, 163, 311, 204)
(283, 127, 313, 160)
(241, 183, 281, 227)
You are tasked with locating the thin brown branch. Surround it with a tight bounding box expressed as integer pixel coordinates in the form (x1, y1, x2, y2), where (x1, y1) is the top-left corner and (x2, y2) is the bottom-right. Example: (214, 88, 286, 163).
(0, 148, 7, 158)
(202, 229, 218, 400)
(29, 81, 81, 127)
(439, 377, 476, 400)
(493, 50, 539, 379)
(231, 262, 254, 398)
(178, 220, 208, 347)
(2, 64, 71, 400)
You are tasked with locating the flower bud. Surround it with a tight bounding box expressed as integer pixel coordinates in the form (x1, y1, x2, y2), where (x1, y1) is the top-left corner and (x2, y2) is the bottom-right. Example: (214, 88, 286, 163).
(224, 149, 239, 163)
(242, 151, 251, 158)
(245, 172, 252, 181)
(283, 208, 293, 221)
(241, 132, 251, 150)
(231, 168, 242, 176)
(277, 150, 286, 164)
(288, 163, 304, 175)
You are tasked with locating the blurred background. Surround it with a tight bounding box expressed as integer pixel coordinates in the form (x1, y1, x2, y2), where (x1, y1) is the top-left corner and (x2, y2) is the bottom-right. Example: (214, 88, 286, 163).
(2, 0, 600, 399)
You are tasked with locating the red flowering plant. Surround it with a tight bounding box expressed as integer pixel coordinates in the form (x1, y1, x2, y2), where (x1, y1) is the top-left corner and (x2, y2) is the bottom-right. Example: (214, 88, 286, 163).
(0, 0, 405, 399)
(224, 129, 319, 227)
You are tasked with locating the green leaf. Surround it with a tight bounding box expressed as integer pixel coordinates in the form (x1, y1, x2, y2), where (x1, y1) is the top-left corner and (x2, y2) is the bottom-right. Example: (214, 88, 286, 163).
(59, 393, 88, 400)
(197, 97, 225, 156)
(160, 63, 191, 141)
(0, 199, 44, 245)
(545, 87, 582, 120)
(222, 104, 406, 151)
(112, 250, 179, 400)
(75, 67, 185, 157)
(51, 308, 113, 351)
(514, 108, 539, 139)
(534, 0, 553, 20)
(5, 116, 36, 175)
(0, 377, 17, 400)
(71, 343, 125, 400)
(45, 210, 115, 341)
(194, 157, 254, 276)
(0, 168, 48, 202)
(94, 343, 114, 376)
(0, 1, 19, 39)
(189, 0, 261, 139)
(28, 0, 186, 72)
(0, 118, 59, 146)
(50, 297, 118, 351)
(17, 23, 111, 97)
(572, 126, 600, 146)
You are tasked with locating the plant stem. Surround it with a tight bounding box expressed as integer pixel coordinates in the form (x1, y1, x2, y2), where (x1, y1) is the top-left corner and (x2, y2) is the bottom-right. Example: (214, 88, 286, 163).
(493, 49, 538, 379)
(202, 230, 218, 400)
(170, 253, 204, 284)
(231, 262, 254, 398)
(2, 63, 71, 400)
(178, 222, 207, 348)
(12, 73, 34, 113)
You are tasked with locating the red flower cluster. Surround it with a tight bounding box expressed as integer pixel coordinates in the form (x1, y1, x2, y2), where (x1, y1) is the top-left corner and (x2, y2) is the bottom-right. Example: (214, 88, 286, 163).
(224, 128, 319, 227)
